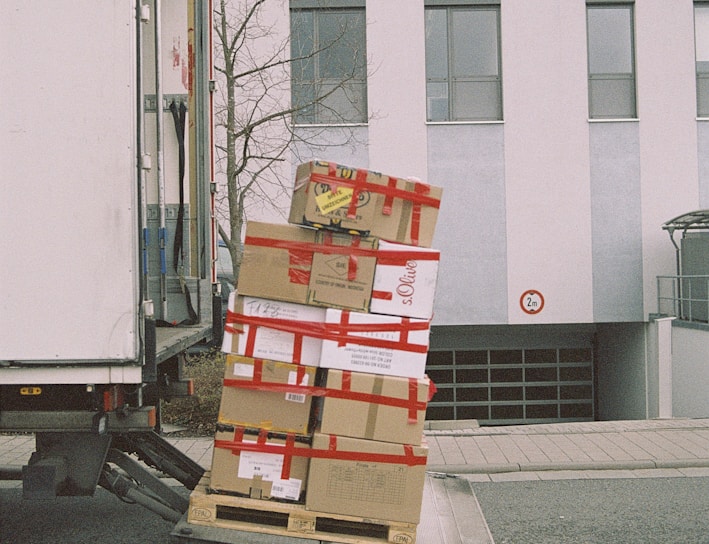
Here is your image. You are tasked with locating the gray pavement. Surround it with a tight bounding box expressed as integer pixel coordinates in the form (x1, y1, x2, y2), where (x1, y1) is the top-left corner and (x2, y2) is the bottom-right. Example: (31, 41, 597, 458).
(2, 418, 709, 488)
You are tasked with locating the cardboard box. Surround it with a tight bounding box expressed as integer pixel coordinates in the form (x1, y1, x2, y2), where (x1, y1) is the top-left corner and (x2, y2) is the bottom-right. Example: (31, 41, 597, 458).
(222, 293, 326, 366)
(305, 433, 428, 523)
(289, 161, 443, 248)
(319, 309, 430, 379)
(218, 355, 318, 434)
(319, 369, 429, 445)
(370, 240, 440, 319)
(211, 426, 311, 502)
(237, 221, 378, 312)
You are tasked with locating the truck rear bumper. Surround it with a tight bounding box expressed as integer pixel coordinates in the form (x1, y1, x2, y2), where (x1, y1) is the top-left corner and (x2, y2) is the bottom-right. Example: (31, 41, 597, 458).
(0, 407, 156, 433)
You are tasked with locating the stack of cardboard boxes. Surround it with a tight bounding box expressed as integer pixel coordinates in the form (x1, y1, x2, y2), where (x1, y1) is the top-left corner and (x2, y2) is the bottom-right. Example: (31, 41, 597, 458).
(211, 160, 443, 526)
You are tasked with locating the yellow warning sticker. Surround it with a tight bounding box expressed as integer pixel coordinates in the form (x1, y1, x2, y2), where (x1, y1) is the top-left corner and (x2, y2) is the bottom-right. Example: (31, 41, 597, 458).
(315, 186, 354, 214)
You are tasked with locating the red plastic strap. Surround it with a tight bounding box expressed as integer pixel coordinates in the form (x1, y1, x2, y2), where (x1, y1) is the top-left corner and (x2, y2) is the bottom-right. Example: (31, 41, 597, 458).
(382, 177, 397, 216)
(245, 235, 439, 265)
(371, 290, 393, 300)
(226, 311, 430, 354)
(408, 378, 418, 423)
(214, 432, 427, 467)
(221, 377, 429, 417)
(309, 171, 440, 210)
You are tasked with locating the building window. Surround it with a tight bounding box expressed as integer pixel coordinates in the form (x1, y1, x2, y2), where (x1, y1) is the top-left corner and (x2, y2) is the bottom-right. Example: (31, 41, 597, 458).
(290, 5, 367, 125)
(695, 4, 709, 117)
(586, 4, 636, 119)
(424, 4, 502, 122)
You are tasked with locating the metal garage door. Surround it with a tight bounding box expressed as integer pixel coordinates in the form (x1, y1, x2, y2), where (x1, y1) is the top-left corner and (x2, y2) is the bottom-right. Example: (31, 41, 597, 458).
(425, 347, 594, 425)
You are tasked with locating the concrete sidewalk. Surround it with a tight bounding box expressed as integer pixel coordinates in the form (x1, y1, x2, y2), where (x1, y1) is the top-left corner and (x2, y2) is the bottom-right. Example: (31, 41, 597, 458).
(2, 418, 709, 485)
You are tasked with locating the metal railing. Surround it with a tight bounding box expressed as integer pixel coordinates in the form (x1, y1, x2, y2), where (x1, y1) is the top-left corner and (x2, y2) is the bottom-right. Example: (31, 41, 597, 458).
(657, 275, 709, 323)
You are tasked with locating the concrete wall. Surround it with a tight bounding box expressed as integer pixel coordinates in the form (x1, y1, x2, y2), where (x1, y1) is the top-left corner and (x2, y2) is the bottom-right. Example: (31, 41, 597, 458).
(671, 324, 709, 418)
(596, 323, 648, 420)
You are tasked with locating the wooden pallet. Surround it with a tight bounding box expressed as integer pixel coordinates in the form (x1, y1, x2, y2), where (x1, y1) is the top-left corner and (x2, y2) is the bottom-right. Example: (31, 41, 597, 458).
(187, 473, 418, 544)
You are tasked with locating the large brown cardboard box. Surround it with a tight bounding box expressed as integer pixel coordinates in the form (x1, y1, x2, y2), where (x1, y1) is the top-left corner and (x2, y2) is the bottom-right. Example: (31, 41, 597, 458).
(222, 293, 326, 366)
(237, 221, 378, 312)
(211, 426, 311, 503)
(289, 161, 443, 248)
(319, 369, 429, 445)
(305, 432, 428, 523)
(218, 355, 318, 434)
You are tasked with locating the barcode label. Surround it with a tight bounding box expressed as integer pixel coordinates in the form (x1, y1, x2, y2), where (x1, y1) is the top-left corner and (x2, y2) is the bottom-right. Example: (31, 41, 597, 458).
(286, 393, 306, 403)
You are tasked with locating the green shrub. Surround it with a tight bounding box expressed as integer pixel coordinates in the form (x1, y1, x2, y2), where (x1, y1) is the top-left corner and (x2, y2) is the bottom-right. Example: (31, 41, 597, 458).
(161, 349, 225, 435)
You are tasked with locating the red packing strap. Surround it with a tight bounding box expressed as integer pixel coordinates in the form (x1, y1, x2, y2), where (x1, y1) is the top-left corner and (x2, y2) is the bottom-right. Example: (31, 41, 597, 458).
(215, 432, 427, 467)
(408, 378, 419, 423)
(221, 377, 428, 417)
(245, 235, 438, 265)
(227, 312, 430, 354)
(371, 290, 393, 301)
(382, 177, 397, 215)
(225, 310, 306, 365)
(309, 172, 440, 210)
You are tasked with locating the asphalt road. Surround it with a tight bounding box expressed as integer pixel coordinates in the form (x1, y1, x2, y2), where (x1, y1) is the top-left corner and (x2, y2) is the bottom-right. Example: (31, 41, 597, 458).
(471, 476, 709, 544)
(0, 487, 179, 544)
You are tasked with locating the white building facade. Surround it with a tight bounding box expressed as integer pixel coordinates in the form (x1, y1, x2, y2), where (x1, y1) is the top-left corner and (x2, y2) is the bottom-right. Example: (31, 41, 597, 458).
(257, 0, 709, 424)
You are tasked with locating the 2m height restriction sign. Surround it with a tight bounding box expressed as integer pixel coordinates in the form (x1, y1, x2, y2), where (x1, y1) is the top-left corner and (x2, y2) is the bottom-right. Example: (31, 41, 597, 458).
(520, 290, 544, 314)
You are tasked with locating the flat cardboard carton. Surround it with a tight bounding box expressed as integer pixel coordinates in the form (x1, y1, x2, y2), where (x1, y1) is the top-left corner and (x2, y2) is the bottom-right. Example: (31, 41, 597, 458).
(222, 293, 326, 366)
(211, 426, 311, 503)
(218, 355, 318, 434)
(305, 432, 428, 523)
(319, 369, 429, 445)
(319, 309, 430, 379)
(237, 221, 378, 312)
(289, 160, 442, 248)
(370, 240, 440, 319)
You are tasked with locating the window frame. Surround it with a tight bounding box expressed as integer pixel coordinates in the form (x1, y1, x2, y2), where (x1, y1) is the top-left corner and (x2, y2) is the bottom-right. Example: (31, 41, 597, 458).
(290, 3, 368, 126)
(424, 2, 503, 123)
(694, 2, 709, 117)
(586, 2, 637, 120)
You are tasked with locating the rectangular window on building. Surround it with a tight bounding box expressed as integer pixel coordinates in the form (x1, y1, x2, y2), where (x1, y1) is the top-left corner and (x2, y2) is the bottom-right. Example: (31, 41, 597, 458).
(695, 4, 709, 116)
(290, 3, 367, 125)
(424, 3, 502, 122)
(586, 3, 637, 119)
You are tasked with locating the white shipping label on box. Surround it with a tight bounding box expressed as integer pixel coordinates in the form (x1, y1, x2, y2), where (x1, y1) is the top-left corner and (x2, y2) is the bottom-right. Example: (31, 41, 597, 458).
(223, 294, 326, 366)
(237, 448, 302, 500)
(370, 241, 440, 319)
(320, 309, 430, 379)
(286, 370, 308, 403)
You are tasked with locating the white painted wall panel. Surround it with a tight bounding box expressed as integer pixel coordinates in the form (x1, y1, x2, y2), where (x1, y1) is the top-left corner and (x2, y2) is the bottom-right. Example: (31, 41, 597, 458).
(0, 1, 138, 361)
(636, 1, 699, 315)
(366, 0, 428, 180)
(501, 1, 593, 324)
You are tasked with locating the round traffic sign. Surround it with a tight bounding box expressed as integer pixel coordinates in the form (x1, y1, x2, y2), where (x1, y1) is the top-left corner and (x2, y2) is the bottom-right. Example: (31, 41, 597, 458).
(520, 290, 544, 314)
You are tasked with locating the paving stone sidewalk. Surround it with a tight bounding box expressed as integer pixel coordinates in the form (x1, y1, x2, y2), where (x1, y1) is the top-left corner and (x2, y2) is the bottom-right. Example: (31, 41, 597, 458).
(3, 418, 709, 486)
(425, 418, 709, 478)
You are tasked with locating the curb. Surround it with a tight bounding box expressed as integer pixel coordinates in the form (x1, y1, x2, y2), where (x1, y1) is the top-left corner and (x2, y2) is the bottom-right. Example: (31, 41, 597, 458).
(426, 458, 709, 474)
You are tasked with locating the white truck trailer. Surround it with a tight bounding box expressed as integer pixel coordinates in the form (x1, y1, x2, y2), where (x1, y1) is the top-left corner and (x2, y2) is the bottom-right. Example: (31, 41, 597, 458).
(0, 0, 219, 521)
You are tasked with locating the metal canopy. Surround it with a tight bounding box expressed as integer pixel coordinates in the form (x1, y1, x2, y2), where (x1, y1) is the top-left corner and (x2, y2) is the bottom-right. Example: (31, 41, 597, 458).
(662, 209, 709, 234)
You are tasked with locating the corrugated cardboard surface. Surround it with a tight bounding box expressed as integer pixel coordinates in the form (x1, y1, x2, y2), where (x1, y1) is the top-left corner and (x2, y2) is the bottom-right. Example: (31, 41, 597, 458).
(289, 161, 442, 248)
(319, 369, 429, 445)
(210, 428, 310, 503)
(306, 433, 428, 523)
(237, 221, 378, 312)
(218, 355, 317, 434)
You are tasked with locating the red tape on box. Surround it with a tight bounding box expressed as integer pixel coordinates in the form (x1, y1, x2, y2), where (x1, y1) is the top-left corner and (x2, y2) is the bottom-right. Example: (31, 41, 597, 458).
(215, 430, 427, 473)
(224, 362, 429, 423)
(224, 310, 430, 355)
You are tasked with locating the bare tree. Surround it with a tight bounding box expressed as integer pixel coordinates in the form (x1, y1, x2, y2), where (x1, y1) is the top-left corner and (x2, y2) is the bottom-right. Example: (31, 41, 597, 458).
(213, 0, 369, 282)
